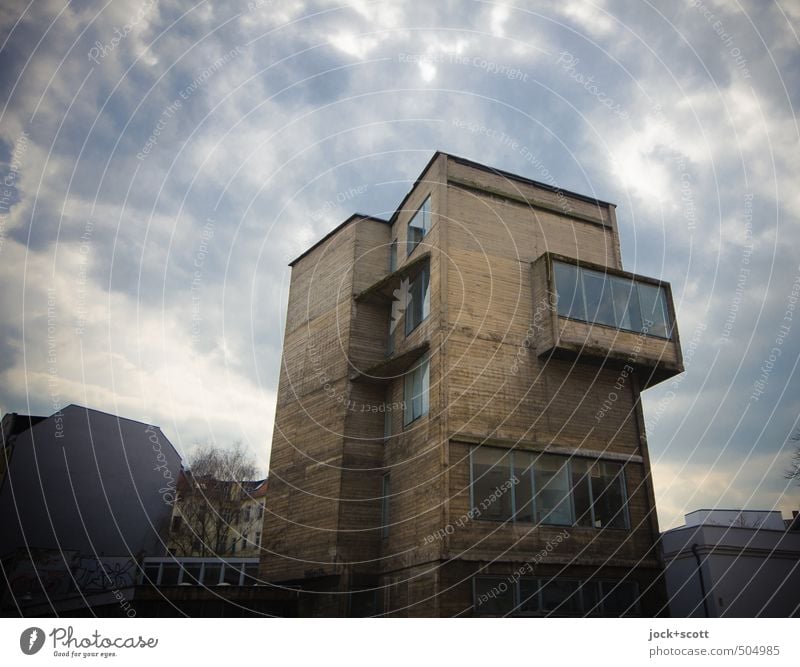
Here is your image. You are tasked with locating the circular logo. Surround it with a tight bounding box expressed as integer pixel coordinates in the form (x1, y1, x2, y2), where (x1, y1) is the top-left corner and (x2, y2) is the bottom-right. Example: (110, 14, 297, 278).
(20, 627, 45, 655)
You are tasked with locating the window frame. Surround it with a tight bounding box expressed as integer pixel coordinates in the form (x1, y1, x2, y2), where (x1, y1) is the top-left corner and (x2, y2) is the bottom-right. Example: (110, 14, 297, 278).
(406, 196, 431, 256)
(403, 354, 430, 426)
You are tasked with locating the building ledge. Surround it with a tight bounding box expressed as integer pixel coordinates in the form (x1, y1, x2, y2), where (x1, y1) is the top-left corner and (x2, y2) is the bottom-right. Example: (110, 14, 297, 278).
(350, 342, 429, 383)
(354, 251, 430, 304)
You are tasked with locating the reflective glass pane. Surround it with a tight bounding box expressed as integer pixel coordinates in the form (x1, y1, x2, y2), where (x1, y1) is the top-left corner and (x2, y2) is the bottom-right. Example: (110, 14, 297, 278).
(513, 451, 535, 522)
(610, 276, 638, 330)
(160, 563, 180, 586)
(571, 458, 594, 527)
(202, 563, 222, 586)
(471, 448, 513, 521)
(582, 269, 616, 327)
(554, 262, 585, 321)
(637, 283, 669, 337)
(180, 563, 202, 585)
(590, 462, 628, 529)
(534, 455, 572, 525)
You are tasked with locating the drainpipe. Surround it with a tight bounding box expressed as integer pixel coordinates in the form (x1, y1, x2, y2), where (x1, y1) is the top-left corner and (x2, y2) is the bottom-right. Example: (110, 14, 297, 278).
(691, 544, 710, 618)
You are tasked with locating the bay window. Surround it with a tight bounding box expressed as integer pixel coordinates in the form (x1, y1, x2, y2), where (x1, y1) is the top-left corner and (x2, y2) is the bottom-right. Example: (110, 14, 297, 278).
(553, 260, 671, 338)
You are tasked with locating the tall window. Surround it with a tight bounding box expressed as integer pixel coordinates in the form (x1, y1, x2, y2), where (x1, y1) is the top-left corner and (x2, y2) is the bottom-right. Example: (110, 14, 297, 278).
(403, 354, 430, 425)
(381, 473, 390, 538)
(407, 197, 431, 255)
(553, 260, 671, 338)
(404, 265, 430, 335)
(470, 447, 629, 529)
(389, 239, 397, 272)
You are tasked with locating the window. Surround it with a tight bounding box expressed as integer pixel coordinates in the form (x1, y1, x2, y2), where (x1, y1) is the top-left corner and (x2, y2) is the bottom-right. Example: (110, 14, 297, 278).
(404, 265, 430, 335)
(471, 447, 514, 521)
(407, 197, 431, 255)
(389, 239, 397, 271)
(381, 473, 390, 538)
(474, 576, 640, 616)
(474, 576, 516, 615)
(470, 447, 629, 529)
(534, 455, 572, 525)
(403, 354, 430, 425)
(383, 393, 392, 440)
(553, 260, 671, 338)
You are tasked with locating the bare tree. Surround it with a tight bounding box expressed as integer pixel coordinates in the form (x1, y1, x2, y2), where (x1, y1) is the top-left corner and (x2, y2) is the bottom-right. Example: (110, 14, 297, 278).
(169, 442, 262, 557)
(785, 430, 800, 484)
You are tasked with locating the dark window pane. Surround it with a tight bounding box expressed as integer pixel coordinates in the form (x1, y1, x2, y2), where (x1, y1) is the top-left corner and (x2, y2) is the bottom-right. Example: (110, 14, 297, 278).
(513, 451, 535, 522)
(541, 578, 581, 614)
(405, 266, 429, 335)
(517, 578, 541, 613)
(203, 563, 222, 586)
(403, 355, 429, 425)
(243, 563, 260, 585)
(160, 564, 180, 586)
(571, 458, 594, 528)
(223, 563, 243, 585)
(554, 262, 585, 321)
(389, 240, 397, 271)
(143, 563, 160, 585)
(582, 269, 616, 327)
(474, 576, 515, 615)
(581, 580, 601, 615)
(471, 448, 513, 521)
(591, 462, 628, 529)
(601, 581, 639, 616)
(637, 283, 669, 337)
(180, 563, 202, 585)
(534, 455, 572, 525)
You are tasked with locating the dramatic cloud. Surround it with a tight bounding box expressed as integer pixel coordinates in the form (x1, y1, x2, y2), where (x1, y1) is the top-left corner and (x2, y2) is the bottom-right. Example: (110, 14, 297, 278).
(1, 0, 798, 525)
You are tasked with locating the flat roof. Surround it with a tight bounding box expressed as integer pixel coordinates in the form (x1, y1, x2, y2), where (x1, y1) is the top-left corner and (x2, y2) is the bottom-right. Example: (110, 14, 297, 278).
(289, 151, 615, 267)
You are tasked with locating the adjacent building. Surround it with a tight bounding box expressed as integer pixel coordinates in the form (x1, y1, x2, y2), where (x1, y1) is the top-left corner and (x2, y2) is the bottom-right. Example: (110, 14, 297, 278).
(0, 405, 181, 614)
(662, 509, 800, 617)
(260, 152, 684, 616)
(168, 472, 268, 557)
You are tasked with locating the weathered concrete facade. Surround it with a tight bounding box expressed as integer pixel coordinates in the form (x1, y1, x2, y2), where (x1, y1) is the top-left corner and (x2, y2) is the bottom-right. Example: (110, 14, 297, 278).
(261, 152, 683, 616)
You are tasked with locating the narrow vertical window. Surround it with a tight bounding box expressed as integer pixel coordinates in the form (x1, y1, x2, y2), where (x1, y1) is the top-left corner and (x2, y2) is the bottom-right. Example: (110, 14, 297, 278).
(533, 455, 572, 525)
(403, 354, 430, 425)
(470, 447, 513, 521)
(389, 239, 397, 272)
(406, 197, 431, 255)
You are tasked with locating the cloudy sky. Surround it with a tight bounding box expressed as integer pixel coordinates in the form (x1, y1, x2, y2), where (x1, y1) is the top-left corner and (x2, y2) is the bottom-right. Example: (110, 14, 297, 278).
(1, 0, 798, 529)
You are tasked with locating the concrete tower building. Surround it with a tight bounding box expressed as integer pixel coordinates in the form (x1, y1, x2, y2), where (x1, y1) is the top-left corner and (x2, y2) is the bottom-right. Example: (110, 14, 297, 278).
(260, 152, 683, 616)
